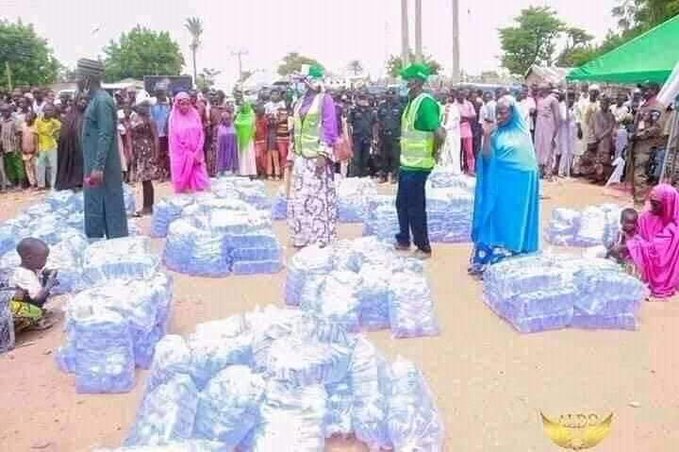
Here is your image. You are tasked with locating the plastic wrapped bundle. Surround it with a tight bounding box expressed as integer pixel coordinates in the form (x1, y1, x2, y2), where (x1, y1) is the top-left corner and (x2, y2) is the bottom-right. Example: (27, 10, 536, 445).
(573, 206, 607, 246)
(350, 337, 391, 449)
(363, 202, 399, 241)
(124, 184, 137, 216)
(0, 279, 15, 353)
(427, 166, 476, 190)
(483, 255, 568, 302)
(228, 230, 283, 275)
(426, 187, 473, 243)
(602, 205, 622, 247)
(45, 189, 80, 211)
(546, 208, 581, 245)
(187, 329, 253, 389)
(95, 440, 227, 452)
(194, 365, 266, 445)
(271, 187, 288, 220)
(23, 202, 54, 218)
(251, 381, 327, 452)
(163, 219, 230, 277)
(147, 335, 192, 391)
(336, 177, 377, 223)
(0, 225, 17, 256)
(47, 236, 88, 294)
(65, 305, 135, 393)
(284, 245, 334, 306)
(388, 271, 439, 338)
(83, 237, 159, 284)
(573, 266, 647, 316)
(571, 310, 638, 330)
(151, 196, 196, 238)
(0, 250, 19, 268)
(325, 377, 353, 438)
(386, 357, 444, 451)
(300, 271, 362, 332)
(265, 336, 352, 386)
(125, 374, 199, 447)
(356, 264, 392, 330)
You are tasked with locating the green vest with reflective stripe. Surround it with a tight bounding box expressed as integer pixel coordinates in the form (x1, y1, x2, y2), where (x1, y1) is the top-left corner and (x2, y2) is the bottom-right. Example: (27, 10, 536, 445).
(400, 93, 435, 170)
(293, 94, 323, 158)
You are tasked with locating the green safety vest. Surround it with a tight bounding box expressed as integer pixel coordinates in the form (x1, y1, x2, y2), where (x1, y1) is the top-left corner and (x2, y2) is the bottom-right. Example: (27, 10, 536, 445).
(292, 94, 323, 159)
(400, 93, 436, 170)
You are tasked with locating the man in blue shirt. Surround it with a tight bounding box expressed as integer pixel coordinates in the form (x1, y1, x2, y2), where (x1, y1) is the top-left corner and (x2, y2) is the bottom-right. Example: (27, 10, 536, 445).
(151, 89, 171, 181)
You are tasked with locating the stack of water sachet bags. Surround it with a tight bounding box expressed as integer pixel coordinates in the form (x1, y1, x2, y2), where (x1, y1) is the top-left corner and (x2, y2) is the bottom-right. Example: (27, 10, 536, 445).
(483, 254, 648, 333)
(0, 188, 137, 294)
(363, 171, 475, 243)
(547, 204, 622, 247)
(55, 237, 173, 393)
(114, 305, 443, 451)
(336, 176, 378, 222)
(271, 185, 288, 220)
(162, 197, 283, 276)
(211, 176, 272, 210)
(285, 237, 439, 338)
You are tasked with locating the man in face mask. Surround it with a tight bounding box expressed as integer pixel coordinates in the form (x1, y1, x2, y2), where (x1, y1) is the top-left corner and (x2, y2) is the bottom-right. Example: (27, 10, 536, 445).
(77, 58, 129, 239)
(377, 88, 404, 183)
(395, 63, 445, 260)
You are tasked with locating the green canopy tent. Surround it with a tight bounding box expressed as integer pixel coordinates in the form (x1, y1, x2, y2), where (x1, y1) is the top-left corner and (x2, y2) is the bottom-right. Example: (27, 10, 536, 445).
(567, 14, 679, 84)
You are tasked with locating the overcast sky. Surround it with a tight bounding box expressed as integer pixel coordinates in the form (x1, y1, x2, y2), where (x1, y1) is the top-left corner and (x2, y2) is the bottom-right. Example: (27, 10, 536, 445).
(3, 0, 619, 86)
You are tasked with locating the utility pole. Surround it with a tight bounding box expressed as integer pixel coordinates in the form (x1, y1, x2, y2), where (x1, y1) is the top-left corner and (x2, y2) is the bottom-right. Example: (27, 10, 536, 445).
(231, 49, 248, 81)
(400, 0, 410, 67)
(452, 0, 460, 83)
(414, 0, 422, 63)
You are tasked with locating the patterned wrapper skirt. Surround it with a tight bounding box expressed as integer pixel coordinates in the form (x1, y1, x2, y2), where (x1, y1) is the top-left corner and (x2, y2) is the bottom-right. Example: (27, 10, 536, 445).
(287, 155, 338, 248)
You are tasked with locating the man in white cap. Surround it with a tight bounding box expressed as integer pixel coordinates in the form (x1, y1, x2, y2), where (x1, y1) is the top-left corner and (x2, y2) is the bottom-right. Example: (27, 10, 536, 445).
(573, 84, 600, 173)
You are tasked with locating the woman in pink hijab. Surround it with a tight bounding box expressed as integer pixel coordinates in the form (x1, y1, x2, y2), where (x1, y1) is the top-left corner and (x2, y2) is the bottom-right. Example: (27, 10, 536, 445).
(169, 92, 209, 193)
(621, 184, 679, 298)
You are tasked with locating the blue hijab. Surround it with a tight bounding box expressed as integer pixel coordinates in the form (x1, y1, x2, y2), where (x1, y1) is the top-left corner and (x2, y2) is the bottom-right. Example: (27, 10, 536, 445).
(471, 96, 540, 253)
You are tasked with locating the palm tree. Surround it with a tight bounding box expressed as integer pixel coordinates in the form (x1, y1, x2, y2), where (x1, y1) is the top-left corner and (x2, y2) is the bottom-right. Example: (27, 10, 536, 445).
(184, 17, 203, 85)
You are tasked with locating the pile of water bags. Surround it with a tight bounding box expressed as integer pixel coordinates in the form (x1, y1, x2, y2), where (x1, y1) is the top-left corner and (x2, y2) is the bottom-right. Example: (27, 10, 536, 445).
(546, 204, 622, 247)
(0, 188, 138, 294)
(161, 197, 282, 277)
(363, 169, 475, 243)
(483, 253, 648, 333)
(151, 177, 271, 238)
(284, 237, 439, 338)
(271, 176, 378, 223)
(113, 305, 442, 451)
(55, 237, 172, 393)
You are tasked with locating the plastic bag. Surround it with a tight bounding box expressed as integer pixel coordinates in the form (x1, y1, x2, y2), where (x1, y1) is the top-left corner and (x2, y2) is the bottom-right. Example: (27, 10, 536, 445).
(388, 271, 440, 338)
(125, 374, 199, 447)
(83, 237, 159, 285)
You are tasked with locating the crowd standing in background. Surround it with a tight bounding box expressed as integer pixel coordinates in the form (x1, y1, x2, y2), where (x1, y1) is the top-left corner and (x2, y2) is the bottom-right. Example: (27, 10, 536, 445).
(0, 75, 673, 215)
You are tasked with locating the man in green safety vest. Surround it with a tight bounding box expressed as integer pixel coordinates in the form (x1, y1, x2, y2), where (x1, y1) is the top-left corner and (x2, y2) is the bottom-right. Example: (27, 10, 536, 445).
(394, 63, 446, 259)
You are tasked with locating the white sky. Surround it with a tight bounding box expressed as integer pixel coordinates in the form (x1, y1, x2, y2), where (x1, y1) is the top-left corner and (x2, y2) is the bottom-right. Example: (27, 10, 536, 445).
(3, 0, 619, 86)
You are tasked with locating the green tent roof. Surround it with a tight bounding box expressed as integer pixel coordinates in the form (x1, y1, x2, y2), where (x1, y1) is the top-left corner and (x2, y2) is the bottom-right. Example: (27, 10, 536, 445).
(567, 14, 679, 84)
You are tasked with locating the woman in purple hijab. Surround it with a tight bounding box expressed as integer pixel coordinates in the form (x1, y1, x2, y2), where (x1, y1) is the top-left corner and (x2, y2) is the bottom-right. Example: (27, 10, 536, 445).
(286, 65, 338, 248)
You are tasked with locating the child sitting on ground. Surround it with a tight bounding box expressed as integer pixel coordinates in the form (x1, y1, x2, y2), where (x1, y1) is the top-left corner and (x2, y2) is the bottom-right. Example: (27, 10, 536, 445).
(9, 238, 58, 331)
(606, 207, 639, 276)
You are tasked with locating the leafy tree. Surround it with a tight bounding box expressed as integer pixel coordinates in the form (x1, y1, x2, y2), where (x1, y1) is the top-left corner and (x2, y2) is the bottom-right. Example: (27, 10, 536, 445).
(103, 26, 184, 82)
(347, 60, 364, 76)
(557, 27, 594, 67)
(499, 6, 565, 75)
(386, 51, 442, 78)
(0, 19, 59, 89)
(195, 68, 220, 91)
(277, 52, 321, 76)
(185, 17, 203, 84)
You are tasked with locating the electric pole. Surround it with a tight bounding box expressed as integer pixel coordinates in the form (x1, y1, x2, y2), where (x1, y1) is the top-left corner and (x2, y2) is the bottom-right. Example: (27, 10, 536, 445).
(414, 0, 422, 63)
(401, 0, 410, 67)
(231, 49, 248, 81)
(452, 0, 460, 83)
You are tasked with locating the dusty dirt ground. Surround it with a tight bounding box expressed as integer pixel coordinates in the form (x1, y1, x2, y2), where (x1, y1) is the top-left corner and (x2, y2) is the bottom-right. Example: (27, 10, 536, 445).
(1, 178, 678, 452)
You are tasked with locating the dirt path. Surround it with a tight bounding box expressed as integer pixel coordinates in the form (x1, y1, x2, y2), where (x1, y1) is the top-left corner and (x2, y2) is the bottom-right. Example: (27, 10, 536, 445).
(0, 179, 677, 451)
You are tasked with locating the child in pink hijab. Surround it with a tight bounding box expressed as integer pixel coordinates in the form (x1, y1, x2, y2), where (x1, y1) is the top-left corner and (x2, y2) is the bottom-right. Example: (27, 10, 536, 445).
(169, 92, 209, 193)
(623, 184, 679, 298)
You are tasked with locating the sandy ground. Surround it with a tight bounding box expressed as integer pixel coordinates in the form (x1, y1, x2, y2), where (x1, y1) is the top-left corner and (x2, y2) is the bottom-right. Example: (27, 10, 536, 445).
(1, 179, 679, 452)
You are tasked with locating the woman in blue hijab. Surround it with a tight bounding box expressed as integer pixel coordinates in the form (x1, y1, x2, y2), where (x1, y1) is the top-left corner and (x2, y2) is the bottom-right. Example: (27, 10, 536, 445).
(469, 95, 540, 275)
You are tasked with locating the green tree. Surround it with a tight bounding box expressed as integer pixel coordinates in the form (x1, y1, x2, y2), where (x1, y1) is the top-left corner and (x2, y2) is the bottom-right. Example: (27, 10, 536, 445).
(499, 6, 565, 75)
(0, 19, 59, 89)
(386, 51, 442, 78)
(184, 17, 203, 84)
(103, 26, 184, 82)
(347, 60, 364, 76)
(277, 52, 321, 76)
(195, 68, 220, 91)
(557, 27, 594, 67)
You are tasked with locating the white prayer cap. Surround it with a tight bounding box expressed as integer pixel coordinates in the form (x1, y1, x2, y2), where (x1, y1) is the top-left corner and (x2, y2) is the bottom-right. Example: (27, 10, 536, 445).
(134, 90, 155, 107)
(588, 84, 601, 92)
